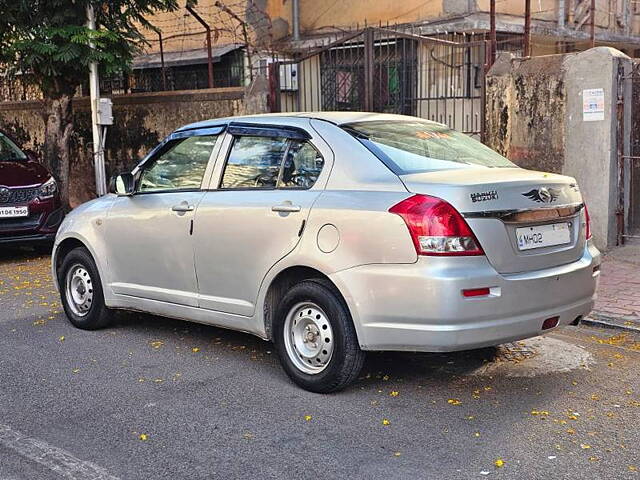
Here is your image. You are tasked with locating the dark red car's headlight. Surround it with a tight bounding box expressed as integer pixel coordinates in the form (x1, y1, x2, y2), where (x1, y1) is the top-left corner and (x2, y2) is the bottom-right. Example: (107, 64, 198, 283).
(37, 177, 58, 200)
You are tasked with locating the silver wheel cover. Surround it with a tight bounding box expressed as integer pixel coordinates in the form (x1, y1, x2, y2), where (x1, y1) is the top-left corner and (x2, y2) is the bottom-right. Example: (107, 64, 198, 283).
(65, 264, 94, 317)
(283, 302, 334, 375)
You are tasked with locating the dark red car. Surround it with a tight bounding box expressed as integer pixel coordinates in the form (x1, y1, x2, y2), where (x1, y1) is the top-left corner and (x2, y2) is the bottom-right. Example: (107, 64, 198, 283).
(0, 131, 63, 247)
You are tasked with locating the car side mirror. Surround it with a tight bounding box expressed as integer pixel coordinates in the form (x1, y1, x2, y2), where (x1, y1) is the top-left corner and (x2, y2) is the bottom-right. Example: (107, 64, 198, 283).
(110, 173, 135, 196)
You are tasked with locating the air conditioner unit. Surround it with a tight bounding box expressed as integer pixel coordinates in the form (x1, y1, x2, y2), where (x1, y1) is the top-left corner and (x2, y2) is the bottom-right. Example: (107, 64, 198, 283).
(279, 63, 298, 91)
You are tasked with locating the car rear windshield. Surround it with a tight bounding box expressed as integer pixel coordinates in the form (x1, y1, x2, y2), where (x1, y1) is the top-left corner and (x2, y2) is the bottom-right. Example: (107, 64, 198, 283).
(342, 121, 515, 174)
(0, 133, 27, 161)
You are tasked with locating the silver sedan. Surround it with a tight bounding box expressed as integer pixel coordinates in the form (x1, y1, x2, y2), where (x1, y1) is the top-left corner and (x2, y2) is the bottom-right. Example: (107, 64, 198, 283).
(52, 112, 600, 392)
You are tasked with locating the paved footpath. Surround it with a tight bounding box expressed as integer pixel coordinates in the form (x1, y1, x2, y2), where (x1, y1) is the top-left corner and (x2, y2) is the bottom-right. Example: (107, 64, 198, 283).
(592, 245, 640, 330)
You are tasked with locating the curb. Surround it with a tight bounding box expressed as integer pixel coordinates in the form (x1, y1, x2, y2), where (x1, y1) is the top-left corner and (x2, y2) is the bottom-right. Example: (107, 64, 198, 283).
(580, 312, 640, 334)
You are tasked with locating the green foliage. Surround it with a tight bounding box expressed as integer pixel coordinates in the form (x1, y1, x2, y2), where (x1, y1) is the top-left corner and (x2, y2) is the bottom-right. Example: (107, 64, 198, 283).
(0, 0, 181, 97)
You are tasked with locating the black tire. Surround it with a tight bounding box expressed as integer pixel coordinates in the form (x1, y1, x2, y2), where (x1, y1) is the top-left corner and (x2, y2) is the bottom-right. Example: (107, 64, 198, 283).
(274, 279, 365, 393)
(58, 247, 111, 330)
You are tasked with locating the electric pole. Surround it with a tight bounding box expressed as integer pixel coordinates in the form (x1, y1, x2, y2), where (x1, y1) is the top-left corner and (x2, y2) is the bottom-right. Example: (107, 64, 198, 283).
(87, 4, 107, 196)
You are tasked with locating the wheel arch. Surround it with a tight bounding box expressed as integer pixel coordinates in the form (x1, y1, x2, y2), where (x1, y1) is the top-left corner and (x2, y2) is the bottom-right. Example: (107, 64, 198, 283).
(262, 265, 358, 343)
(52, 235, 105, 293)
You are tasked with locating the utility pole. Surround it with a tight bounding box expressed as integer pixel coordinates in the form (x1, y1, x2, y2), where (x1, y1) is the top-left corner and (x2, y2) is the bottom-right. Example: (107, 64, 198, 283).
(186, 5, 214, 88)
(489, 0, 496, 68)
(87, 4, 107, 196)
(590, 0, 596, 48)
(524, 0, 531, 57)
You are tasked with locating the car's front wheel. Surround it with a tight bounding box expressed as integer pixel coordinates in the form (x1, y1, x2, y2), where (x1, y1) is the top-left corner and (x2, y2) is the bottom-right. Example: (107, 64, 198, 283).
(58, 247, 111, 330)
(274, 279, 365, 393)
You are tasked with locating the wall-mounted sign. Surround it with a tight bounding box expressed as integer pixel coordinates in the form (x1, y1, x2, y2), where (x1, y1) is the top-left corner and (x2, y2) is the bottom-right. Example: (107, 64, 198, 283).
(582, 88, 605, 121)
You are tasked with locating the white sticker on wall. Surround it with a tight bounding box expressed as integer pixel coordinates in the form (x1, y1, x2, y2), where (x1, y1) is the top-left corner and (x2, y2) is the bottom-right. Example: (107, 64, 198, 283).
(582, 88, 605, 121)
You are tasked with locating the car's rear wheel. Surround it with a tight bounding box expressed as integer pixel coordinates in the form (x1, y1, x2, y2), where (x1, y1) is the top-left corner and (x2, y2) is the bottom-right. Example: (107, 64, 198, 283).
(59, 247, 111, 330)
(274, 279, 365, 393)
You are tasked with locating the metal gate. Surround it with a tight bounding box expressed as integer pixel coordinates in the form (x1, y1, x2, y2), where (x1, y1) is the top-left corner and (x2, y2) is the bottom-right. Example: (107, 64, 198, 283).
(618, 60, 640, 243)
(269, 27, 487, 138)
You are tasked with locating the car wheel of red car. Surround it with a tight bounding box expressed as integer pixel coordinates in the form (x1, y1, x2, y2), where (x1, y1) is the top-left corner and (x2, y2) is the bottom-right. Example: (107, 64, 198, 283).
(59, 247, 112, 330)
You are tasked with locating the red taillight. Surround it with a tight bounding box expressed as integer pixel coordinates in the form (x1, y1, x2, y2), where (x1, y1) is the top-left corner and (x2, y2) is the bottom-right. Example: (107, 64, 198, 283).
(389, 194, 484, 256)
(584, 203, 592, 240)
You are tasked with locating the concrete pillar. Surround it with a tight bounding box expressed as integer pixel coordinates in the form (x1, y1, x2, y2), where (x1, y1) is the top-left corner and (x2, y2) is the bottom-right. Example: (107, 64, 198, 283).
(485, 47, 632, 251)
(563, 47, 631, 249)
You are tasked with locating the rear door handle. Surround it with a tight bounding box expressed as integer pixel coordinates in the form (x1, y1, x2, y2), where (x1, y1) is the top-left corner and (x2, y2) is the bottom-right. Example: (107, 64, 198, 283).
(172, 204, 195, 213)
(272, 204, 301, 213)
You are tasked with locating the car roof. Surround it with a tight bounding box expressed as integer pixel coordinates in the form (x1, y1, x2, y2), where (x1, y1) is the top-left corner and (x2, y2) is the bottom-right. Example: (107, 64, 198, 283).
(175, 112, 440, 132)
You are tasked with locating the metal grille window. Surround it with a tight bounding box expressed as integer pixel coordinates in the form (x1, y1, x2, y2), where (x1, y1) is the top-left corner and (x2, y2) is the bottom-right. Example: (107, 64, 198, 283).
(276, 27, 486, 137)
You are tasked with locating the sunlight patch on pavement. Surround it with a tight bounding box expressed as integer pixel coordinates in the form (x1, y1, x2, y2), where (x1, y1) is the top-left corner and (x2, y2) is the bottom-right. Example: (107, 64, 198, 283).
(472, 336, 594, 377)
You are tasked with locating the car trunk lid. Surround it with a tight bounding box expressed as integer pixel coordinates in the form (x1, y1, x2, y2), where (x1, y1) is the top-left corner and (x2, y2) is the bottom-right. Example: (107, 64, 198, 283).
(399, 167, 586, 274)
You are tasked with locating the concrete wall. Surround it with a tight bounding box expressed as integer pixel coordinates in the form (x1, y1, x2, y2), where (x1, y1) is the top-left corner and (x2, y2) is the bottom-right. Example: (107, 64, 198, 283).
(485, 47, 632, 250)
(0, 85, 267, 206)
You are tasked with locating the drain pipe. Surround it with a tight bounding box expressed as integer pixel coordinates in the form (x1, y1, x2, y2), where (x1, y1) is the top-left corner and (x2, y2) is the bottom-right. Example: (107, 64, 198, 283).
(292, 0, 300, 41)
(558, 0, 565, 30)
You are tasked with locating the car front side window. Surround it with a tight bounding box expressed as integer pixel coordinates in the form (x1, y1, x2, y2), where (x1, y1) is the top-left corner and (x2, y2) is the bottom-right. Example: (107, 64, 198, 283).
(139, 135, 218, 193)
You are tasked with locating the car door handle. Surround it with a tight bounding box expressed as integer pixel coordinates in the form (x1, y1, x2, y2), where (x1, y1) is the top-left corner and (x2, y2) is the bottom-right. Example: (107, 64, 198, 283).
(172, 204, 195, 213)
(271, 204, 301, 213)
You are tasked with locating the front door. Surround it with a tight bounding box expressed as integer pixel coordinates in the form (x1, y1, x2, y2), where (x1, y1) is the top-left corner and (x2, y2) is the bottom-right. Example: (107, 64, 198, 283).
(105, 132, 221, 306)
(193, 129, 326, 316)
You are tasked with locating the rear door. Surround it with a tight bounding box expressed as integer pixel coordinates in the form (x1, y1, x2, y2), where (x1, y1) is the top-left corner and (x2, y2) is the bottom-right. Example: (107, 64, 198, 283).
(193, 123, 327, 316)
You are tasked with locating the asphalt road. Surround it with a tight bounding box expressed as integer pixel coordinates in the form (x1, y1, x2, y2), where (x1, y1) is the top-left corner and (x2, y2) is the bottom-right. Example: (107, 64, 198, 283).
(1, 248, 639, 480)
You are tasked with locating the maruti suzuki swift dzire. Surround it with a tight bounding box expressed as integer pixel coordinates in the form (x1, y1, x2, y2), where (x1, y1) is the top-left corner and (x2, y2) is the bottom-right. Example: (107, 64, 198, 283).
(52, 113, 600, 392)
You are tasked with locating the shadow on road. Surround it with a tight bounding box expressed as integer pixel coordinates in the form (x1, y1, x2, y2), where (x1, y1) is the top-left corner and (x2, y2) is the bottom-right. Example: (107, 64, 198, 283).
(107, 309, 499, 386)
(0, 246, 51, 264)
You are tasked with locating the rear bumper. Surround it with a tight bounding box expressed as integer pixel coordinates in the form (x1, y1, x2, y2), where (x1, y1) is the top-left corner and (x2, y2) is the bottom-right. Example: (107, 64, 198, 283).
(330, 242, 600, 352)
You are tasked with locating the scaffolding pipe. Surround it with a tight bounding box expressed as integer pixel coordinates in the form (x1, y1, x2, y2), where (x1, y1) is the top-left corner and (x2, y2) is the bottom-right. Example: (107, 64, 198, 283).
(186, 5, 214, 88)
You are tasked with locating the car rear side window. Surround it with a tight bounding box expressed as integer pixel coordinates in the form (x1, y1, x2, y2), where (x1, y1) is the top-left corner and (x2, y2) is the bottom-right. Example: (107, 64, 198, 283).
(220, 135, 324, 190)
(139, 135, 218, 193)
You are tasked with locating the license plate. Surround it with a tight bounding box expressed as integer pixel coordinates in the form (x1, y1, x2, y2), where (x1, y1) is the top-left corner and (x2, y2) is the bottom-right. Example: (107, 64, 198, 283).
(516, 222, 570, 251)
(0, 206, 29, 218)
